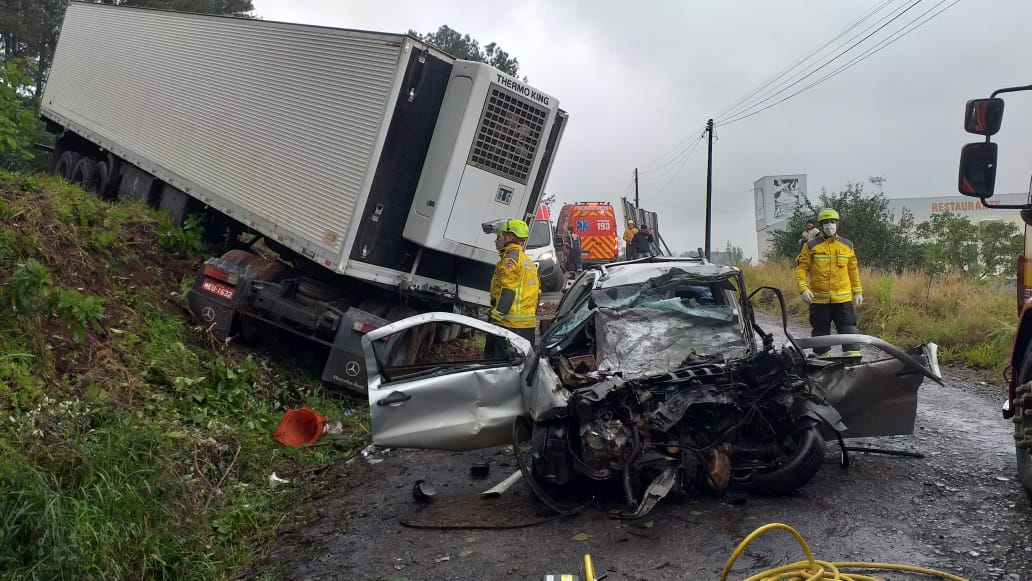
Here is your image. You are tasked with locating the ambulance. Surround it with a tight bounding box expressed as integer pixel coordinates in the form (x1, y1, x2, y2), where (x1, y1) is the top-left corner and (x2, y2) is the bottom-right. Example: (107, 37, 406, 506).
(556, 202, 620, 267)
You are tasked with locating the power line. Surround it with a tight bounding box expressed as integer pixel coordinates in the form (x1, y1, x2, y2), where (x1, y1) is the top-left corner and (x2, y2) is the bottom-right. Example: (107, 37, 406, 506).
(640, 135, 706, 202)
(718, 0, 925, 124)
(715, 0, 898, 122)
(720, 0, 961, 127)
(718, 0, 908, 122)
(641, 1, 908, 195)
(638, 0, 961, 208)
(637, 123, 708, 174)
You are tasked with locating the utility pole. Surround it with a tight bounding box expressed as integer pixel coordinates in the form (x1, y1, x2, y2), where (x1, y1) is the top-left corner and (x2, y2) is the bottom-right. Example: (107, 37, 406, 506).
(634, 167, 639, 209)
(868, 175, 886, 195)
(705, 118, 714, 261)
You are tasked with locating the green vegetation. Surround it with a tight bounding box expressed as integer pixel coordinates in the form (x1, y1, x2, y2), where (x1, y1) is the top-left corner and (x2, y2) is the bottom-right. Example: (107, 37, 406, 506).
(742, 259, 1014, 371)
(409, 24, 522, 78)
(766, 182, 1023, 280)
(0, 172, 367, 579)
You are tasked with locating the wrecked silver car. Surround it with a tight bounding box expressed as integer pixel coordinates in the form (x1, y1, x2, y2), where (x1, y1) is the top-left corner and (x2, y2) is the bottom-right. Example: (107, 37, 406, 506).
(362, 258, 941, 517)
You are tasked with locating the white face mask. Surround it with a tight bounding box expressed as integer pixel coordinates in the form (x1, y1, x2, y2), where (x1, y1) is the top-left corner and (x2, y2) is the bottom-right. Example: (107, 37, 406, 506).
(822, 223, 838, 237)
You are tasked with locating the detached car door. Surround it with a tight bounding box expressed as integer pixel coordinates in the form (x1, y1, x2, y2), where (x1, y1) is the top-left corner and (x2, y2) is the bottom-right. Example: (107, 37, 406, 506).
(362, 312, 532, 451)
(797, 335, 942, 438)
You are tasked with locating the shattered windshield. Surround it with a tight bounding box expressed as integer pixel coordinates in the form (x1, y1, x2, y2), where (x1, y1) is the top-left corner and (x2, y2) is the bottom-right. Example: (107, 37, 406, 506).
(549, 272, 753, 379)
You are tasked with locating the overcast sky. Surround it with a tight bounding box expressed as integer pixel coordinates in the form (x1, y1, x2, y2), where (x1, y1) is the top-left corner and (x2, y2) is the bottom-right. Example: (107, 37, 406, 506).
(252, 0, 1032, 259)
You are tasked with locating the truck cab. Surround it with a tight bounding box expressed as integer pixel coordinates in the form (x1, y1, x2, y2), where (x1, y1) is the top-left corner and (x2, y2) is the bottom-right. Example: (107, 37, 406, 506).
(956, 86, 1032, 498)
(524, 203, 563, 292)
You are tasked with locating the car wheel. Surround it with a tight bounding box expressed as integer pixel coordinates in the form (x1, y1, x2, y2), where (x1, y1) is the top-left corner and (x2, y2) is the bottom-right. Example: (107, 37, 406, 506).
(749, 424, 825, 496)
(1013, 347, 1032, 498)
(55, 151, 82, 180)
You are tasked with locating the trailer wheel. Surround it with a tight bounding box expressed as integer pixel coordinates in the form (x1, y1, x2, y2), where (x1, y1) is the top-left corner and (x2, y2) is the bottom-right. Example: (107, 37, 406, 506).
(82, 160, 106, 195)
(433, 322, 462, 345)
(70, 157, 97, 188)
(93, 160, 116, 199)
(55, 151, 82, 180)
(296, 278, 339, 302)
(385, 305, 423, 366)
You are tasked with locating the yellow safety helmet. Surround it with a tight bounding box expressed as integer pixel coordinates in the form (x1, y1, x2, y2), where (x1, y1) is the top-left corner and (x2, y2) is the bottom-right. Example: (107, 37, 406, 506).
(817, 208, 840, 223)
(499, 219, 530, 239)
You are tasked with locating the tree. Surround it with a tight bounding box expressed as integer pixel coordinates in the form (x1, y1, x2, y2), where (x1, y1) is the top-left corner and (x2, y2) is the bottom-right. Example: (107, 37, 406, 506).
(766, 182, 921, 273)
(409, 25, 522, 78)
(99, 0, 254, 18)
(915, 211, 979, 277)
(0, 0, 66, 97)
(975, 220, 1022, 279)
(721, 241, 745, 266)
(0, 59, 49, 170)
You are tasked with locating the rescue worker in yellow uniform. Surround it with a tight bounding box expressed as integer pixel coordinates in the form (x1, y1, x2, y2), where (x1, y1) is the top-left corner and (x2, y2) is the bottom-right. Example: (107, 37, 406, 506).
(486, 219, 540, 358)
(795, 208, 864, 358)
(623, 220, 639, 260)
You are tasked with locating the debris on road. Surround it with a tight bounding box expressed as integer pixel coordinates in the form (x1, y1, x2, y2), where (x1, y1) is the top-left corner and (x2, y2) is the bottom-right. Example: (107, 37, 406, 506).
(412, 479, 437, 502)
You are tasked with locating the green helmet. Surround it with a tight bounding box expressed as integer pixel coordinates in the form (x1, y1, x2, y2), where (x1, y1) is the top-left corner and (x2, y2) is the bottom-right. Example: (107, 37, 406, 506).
(500, 219, 530, 239)
(817, 208, 840, 223)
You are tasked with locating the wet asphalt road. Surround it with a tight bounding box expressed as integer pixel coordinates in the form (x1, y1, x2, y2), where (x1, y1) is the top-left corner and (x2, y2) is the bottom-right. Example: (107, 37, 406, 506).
(254, 314, 1032, 580)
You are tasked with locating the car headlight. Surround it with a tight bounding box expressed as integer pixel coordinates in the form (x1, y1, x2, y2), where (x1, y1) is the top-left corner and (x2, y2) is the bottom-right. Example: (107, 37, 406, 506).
(539, 250, 554, 262)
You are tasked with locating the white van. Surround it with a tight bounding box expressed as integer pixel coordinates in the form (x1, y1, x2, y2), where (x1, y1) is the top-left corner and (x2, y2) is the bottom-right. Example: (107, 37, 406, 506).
(525, 204, 563, 292)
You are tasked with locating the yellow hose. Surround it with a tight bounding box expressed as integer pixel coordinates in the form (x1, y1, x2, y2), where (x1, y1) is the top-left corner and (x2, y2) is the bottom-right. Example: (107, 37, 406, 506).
(584, 554, 596, 580)
(720, 523, 969, 581)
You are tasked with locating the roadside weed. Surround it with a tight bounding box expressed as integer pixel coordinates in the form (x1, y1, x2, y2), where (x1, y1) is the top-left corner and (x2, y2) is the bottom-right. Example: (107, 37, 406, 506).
(743, 262, 1014, 369)
(156, 214, 208, 257)
(0, 173, 361, 579)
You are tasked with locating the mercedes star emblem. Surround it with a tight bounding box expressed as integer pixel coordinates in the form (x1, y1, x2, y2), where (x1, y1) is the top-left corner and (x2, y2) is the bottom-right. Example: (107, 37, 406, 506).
(201, 306, 216, 322)
(345, 361, 361, 377)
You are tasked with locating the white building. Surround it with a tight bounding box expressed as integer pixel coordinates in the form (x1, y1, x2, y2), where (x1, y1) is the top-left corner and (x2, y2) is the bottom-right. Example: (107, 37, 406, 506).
(884, 193, 1028, 227)
(753, 174, 1029, 258)
(754, 174, 808, 258)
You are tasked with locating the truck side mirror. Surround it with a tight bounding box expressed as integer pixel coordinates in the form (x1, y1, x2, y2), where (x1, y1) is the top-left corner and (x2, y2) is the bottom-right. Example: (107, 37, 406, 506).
(964, 98, 1005, 136)
(957, 142, 998, 197)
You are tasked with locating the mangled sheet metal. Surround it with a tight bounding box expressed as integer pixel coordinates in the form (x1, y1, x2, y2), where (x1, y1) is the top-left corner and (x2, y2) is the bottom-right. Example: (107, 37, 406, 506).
(593, 293, 750, 379)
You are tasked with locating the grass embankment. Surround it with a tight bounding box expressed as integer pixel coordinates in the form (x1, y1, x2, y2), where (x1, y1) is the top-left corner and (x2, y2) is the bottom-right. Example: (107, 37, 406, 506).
(741, 259, 1016, 372)
(0, 172, 367, 579)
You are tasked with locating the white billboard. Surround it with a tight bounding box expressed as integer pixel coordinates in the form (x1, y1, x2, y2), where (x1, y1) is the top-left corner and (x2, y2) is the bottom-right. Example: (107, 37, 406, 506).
(754, 174, 808, 229)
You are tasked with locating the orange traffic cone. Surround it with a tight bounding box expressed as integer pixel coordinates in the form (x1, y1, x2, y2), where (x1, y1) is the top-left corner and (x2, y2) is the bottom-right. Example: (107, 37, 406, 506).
(273, 407, 327, 448)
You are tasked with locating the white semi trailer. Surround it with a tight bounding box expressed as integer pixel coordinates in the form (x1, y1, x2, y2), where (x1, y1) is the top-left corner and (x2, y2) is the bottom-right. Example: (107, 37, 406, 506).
(40, 3, 567, 391)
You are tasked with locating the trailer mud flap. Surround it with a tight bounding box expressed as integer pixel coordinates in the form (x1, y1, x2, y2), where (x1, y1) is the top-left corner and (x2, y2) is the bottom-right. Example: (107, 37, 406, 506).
(323, 307, 389, 393)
